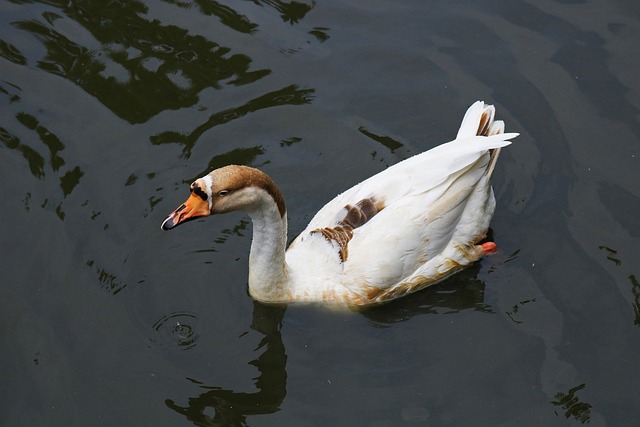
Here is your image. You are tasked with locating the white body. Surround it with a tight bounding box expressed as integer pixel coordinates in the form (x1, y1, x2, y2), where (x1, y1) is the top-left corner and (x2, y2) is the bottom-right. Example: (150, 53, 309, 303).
(285, 106, 514, 304)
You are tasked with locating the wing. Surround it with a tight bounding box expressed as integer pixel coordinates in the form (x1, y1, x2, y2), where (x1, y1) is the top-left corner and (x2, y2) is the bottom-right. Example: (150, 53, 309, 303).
(341, 151, 493, 290)
(295, 131, 514, 234)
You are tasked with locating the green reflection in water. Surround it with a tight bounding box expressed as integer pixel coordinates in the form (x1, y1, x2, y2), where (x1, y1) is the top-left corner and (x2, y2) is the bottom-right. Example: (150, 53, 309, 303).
(630, 274, 640, 327)
(279, 136, 301, 147)
(308, 26, 329, 43)
(59, 165, 84, 197)
(0, 39, 27, 64)
(15, 112, 65, 172)
(551, 383, 592, 424)
(253, 0, 315, 24)
(1, 82, 84, 220)
(190, 146, 267, 182)
(0, 125, 46, 179)
(505, 298, 536, 325)
(86, 259, 128, 295)
(358, 126, 404, 153)
(11, 0, 273, 123)
(151, 85, 314, 158)
(162, 0, 258, 34)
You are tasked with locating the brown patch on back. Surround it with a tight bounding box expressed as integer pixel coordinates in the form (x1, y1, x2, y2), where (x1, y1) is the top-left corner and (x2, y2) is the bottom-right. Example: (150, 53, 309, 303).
(311, 197, 384, 262)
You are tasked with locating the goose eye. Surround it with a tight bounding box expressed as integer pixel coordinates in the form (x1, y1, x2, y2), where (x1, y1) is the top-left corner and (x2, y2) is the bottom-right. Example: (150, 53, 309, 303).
(218, 190, 230, 196)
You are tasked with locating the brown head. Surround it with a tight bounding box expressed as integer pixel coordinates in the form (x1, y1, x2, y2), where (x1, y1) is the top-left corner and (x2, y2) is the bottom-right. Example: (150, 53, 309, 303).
(161, 165, 286, 231)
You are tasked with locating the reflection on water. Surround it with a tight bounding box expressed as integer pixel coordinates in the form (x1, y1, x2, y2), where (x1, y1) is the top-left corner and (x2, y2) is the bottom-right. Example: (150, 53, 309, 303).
(505, 298, 536, 325)
(5, 0, 320, 125)
(165, 302, 287, 426)
(256, 0, 315, 24)
(189, 146, 267, 181)
(631, 275, 640, 327)
(599, 245, 621, 267)
(162, 0, 259, 34)
(86, 259, 128, 295)
(0, 38, 27, 64)
(1, 81, 84, 220)
(150, 84, 315, 158)
(597, 243, 640, 328)
(551, 383, 592, 424)
(15, 112, 65, 173)
(2, 0, 318, 227)
(9, 0, 275, 123)
(212, 219, 250, 246)
(166, 0, 318, 28)
(358, 126, 404, 153)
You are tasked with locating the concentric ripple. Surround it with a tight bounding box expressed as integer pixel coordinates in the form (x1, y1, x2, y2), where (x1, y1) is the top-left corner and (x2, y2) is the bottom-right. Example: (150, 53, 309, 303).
(151, 311, 200, 351)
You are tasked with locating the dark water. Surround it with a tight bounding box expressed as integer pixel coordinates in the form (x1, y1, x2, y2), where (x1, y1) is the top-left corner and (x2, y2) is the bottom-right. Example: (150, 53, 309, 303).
(2, 0, 640, 425)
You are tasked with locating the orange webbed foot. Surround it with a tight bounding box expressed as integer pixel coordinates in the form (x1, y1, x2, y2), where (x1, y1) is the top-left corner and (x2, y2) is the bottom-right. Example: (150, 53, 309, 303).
(480, 241, 498, 255)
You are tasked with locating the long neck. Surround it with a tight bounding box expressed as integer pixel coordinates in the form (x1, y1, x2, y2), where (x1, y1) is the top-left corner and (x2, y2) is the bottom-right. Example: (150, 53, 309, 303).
(246, 202, 289, 302)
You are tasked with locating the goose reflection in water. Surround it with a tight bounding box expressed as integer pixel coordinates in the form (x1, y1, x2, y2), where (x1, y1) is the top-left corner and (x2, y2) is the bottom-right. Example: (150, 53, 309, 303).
(165, 302, 287, 426)
(163, 261, 497, 426)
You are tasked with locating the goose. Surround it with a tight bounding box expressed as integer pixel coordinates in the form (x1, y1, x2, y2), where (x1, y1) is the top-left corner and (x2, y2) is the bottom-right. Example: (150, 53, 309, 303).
(161, 101, 518, 307)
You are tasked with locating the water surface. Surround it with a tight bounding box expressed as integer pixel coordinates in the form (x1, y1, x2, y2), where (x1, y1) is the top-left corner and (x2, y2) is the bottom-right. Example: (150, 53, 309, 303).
(1, 0, 640, 425)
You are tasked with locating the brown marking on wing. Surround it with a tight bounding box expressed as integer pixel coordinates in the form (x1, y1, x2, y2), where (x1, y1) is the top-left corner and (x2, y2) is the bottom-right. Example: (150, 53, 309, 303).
(346, 244, 490, 306)
(372, 260, 464, 303)
(310, 197, 384, 262)
(476, 107, 505, 176)
(477, 108, 493, 136)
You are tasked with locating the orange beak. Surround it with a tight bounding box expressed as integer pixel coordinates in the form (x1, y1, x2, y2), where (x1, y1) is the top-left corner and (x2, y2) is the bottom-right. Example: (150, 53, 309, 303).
(161, 193, 211, 230)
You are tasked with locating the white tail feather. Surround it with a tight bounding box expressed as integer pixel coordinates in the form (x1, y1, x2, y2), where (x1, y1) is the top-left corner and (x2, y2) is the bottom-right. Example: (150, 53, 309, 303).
(456, 101, 490, 138)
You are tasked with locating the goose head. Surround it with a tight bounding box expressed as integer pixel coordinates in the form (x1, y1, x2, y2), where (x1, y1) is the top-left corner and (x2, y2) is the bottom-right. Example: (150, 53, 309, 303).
(161, 165, 286, 230)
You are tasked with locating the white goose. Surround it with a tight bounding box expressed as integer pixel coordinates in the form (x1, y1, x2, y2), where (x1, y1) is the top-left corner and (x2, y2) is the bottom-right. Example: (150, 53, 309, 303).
(162, 101, 517, 307)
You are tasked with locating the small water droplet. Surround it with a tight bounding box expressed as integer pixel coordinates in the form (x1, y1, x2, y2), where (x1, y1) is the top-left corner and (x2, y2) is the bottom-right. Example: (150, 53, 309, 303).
(151, 311, 200, 351)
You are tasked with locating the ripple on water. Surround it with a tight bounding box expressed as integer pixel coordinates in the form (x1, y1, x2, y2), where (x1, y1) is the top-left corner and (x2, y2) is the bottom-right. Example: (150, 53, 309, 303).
(151, 311, 200, 351)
